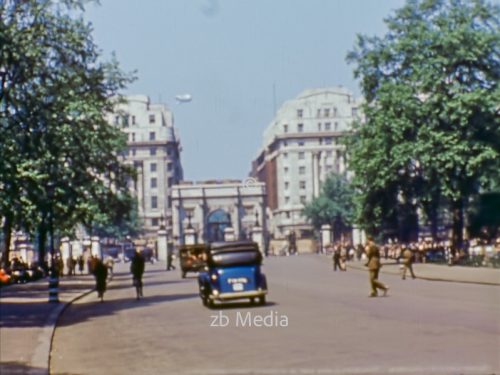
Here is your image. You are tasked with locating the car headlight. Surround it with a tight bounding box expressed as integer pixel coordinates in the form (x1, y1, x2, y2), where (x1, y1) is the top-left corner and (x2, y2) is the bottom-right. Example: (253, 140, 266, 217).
(211, 273, 218, 281)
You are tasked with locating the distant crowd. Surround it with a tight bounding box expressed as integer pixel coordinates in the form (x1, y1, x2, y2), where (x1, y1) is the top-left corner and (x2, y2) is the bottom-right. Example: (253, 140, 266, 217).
(320, 237, 500, 268)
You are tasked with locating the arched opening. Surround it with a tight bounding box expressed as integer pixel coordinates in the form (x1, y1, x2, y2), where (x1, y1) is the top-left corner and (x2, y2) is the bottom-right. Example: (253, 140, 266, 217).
(206, 209, 231, 243)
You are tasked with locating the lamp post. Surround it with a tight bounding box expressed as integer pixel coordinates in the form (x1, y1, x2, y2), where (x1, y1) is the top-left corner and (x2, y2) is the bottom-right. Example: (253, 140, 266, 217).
(47, 182, 59, 303)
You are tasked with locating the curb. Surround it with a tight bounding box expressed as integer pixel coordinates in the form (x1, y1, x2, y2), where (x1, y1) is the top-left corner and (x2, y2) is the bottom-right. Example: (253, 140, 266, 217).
(347, 263, 500, 287)
(28, 274, 114, 375)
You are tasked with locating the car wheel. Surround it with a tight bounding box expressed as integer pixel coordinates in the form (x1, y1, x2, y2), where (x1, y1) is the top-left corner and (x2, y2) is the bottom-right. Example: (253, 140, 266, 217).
(181, 271, 186, 278)
(258, 295, 266, 305)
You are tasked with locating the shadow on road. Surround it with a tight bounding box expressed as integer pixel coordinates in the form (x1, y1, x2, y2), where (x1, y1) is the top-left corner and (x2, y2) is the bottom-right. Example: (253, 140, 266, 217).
(208, 301, 278, 310)
(0, 361, 53, 375)
(56, 293, 199, 327)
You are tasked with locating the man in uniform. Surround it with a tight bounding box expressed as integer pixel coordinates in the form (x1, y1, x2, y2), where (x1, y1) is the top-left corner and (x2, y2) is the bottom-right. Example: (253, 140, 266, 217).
(365, 236, 389, 297)
(402, 246, 416, 280)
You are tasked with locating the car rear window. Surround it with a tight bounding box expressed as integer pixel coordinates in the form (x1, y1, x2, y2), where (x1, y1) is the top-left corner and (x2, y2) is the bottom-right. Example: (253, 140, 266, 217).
(209, 251, 262, 267)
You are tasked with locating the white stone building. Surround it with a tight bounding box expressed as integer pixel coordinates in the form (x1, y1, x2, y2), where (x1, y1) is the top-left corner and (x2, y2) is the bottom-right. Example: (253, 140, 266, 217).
(250, 87, 361, 239)
(108, 95, 183, 240)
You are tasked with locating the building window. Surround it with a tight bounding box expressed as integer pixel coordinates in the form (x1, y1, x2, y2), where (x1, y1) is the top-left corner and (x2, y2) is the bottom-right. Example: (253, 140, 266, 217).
(149, 131, 156, 141)
(317, 109, 321, 117)
(149, 114, 155, 124)
(168, 177, 173, 187)
(285, 197, 290, 204)
(325, 122, 331, 131)
(297, 109, 303, 118)
(150, 163, 157, 172)
(298, 140, 304, 147)
(318, 123, 322, 131)
(151, 177, 157, 188)
(335, 122, 339, 131)
(300, 195, 306, 204)
(283, 140, 288, 147)
(352, 107, 358, 117)
(284, 167, 289, 174)
(152, 218, 159, 227)
(297, 123, 304, 132)
(167, 197, 172, 208)
(131, 133, 135, 142)
(134, 161, 141, 169)
(284, 181, 289, 189)
(123, 115, 129, 127)
(333, 107, 337, 117)
(150, 147, 157, 156)
(114, 116, 120, 125)
(167, 162, 173, 171)
(283, 152, 288, 158)
(325, 138, 332, 145)
(151, 196, 158, 209)
(324, 108, 330, 117)
(132, 115, 136, 125)
(299, 166, 306, 174)
(283, 124, 288, 133)
(298, 152, 305, 160)
(131, 148, 136, 156)
(300, 181, 306, 189)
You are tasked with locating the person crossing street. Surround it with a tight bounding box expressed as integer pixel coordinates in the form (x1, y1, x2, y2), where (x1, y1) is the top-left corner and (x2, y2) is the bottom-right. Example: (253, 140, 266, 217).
(365, 237, 389, 297)
(130, 249, 145, 300)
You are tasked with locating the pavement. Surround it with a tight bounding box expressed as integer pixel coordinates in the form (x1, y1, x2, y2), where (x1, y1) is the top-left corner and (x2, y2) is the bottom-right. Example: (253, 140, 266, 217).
(0, 272, 98, 375)
(1, 259, 499, 375)
(346, 259, 500, 286)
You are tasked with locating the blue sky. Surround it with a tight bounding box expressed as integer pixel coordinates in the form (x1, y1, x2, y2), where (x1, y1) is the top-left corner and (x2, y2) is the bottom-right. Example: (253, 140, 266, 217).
(85, 0, 406, 181)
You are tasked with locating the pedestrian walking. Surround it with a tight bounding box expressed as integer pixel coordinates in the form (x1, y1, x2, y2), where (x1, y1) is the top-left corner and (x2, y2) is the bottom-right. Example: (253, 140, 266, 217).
(77, 255, 85, 275)
(167, 252, 176, 271)
(365, 237, 389, 297)
(93, 258, 108, 302)
(332, 246, 342, 271)
(402, 247, 416, 280)
(130, 249, 145, 300)
(339, 245, 347, 271)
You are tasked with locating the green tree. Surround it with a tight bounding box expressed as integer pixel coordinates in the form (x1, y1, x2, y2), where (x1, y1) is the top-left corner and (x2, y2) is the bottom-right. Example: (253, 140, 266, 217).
(0, 0, 136, 267)
(346, 0, 500, 248)
(303, 174, 355, 242)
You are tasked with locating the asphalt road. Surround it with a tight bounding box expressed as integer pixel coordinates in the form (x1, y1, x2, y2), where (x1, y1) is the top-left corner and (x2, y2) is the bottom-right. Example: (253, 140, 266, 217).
(50, 256, 500, 375)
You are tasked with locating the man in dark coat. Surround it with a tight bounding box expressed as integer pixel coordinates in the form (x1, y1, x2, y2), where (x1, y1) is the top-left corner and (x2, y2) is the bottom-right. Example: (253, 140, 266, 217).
(332, 246, 342, 271)
(130, 249, 145, 299)
(94, 259, 108, 302)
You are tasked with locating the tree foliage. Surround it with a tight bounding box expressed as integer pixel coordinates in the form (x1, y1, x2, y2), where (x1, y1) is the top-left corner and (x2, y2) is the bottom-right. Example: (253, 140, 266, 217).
(303, 174, 355, 240)
(0, 0, 137, 266)
(346, 0, 500, 247)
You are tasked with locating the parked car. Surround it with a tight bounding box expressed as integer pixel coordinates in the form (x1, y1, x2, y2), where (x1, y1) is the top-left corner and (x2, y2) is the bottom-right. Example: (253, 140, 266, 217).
(198, 241, 267, 307)
(0, 268, 11, 286)
(179, 244, 208, 278)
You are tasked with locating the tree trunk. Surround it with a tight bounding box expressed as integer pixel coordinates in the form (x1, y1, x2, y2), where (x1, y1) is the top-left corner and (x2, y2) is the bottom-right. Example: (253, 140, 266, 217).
(451, 199, 464, 252)
(38, 222, 47, 272)
(2, 214, 13, 268)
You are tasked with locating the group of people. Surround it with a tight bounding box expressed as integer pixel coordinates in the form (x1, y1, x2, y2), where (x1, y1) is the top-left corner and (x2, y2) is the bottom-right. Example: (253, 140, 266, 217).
(91, 249, 145, 302)
(328, 238, 419, 297)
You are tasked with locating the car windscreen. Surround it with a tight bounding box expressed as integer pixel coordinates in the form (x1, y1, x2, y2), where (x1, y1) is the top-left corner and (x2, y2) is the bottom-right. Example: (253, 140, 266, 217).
(208, 251, 261, 267)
